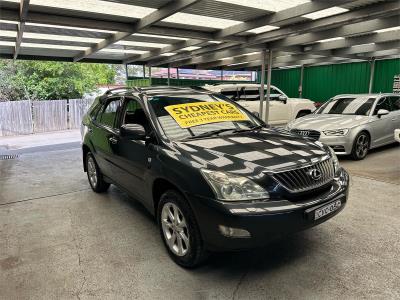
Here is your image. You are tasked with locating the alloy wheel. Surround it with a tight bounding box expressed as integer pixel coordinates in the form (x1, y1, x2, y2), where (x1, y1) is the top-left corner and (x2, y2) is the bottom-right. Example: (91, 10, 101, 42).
(355, 134, 369, 158)
(87, 156, 98, 188)
(161, 202, 190, 257)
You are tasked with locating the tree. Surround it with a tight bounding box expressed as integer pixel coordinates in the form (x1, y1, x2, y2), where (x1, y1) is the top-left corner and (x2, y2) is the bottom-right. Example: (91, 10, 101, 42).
(0, 60, 117, 101)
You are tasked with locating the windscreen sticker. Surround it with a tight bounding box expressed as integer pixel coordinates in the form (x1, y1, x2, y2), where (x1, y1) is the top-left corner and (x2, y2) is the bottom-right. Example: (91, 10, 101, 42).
(164, 101, 248, 128)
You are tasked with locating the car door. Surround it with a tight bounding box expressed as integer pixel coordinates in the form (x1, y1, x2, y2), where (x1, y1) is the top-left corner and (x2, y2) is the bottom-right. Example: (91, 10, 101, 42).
(90, 96, 123, 178)
(111, 97, 155, 201)
(388, 96, 400, 138)
(369, 97, 394, 146)
(266, 87, 290, 125)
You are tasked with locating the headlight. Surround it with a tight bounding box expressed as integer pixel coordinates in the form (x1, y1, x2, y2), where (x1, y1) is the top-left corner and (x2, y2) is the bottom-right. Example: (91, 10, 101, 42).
(328, 147, 340, 173)
(201, 169, 269, 201)
(323, 129, 349, 136)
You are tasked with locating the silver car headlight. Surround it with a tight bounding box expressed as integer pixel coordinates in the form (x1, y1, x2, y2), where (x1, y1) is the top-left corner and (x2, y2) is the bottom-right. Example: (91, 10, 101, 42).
(323, 129, 349, 136)
(201, 169, 269, 201)
(328, 147, 340, 174)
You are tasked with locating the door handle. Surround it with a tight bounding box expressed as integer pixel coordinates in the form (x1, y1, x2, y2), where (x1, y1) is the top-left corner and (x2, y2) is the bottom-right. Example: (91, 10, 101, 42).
(109, 137, 118, 144)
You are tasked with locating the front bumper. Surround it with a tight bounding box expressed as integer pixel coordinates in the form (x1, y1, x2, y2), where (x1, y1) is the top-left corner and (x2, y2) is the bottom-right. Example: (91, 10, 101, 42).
(318, 134, 353, 155)
(187, 168, 349, 251)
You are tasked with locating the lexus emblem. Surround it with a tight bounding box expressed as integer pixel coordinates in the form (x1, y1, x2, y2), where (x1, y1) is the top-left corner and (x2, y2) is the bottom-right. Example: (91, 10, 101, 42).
(308, 168, 322, 181)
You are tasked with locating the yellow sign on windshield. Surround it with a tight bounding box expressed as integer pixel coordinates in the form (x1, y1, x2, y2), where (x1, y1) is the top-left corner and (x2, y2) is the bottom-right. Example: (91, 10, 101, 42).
(165, 101, 248, 128)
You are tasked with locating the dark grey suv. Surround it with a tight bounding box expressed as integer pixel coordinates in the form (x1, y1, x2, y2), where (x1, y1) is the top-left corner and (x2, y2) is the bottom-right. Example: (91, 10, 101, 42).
(81, 87, 349, 267)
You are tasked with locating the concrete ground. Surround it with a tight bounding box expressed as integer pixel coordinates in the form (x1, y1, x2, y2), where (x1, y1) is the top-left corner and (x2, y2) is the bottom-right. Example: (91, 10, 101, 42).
(0, 141, 399, 299)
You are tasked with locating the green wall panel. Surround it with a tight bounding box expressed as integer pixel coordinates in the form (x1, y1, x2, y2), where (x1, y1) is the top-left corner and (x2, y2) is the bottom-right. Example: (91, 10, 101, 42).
(302, 61, 371, 102)
(270, 68, 301, 98)
(372, 58, 400, 93)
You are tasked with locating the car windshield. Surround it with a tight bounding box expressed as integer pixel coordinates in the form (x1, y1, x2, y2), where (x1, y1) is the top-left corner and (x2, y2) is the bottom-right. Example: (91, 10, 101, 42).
(316, 96, 376, 116)
(148, 93, 262, 141)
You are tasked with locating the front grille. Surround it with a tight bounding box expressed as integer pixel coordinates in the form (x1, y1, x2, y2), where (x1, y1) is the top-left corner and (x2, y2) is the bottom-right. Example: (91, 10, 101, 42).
(291, 129, 321, 140)
(273, 158, 334, 193)
(0, 154, 19, 160)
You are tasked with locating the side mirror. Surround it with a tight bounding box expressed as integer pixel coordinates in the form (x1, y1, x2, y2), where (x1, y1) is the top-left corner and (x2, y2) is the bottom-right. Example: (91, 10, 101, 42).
(120, 124, 146, 140)
(279, 95, 288, 104)
(377, 109, 389, 118)
(252, 111, 260, 118)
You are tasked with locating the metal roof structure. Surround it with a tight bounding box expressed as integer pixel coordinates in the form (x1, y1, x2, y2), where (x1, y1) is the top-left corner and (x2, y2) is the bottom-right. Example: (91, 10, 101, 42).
(0, 0, 399, 69)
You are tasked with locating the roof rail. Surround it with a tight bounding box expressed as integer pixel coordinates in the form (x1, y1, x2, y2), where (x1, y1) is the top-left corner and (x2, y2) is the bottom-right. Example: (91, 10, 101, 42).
(104, 87, 133, 95)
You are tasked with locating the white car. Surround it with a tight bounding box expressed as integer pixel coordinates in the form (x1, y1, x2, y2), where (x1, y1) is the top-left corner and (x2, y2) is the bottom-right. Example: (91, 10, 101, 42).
(204, 83, 315, 125)
(395, 129, 400, 143)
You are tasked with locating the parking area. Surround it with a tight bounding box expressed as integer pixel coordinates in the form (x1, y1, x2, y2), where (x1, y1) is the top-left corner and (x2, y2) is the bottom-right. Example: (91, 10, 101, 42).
(1, 142, 399, 299)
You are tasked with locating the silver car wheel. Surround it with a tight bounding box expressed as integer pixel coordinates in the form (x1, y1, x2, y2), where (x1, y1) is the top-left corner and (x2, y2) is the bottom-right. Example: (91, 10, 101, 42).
(355, 134, 369, 158)
(161, 202, 190, 257)
(87, 156, 98, 188)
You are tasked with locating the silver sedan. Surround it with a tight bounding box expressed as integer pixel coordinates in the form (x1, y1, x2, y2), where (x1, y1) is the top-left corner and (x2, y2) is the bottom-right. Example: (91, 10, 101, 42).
(287, 94, 400, 160)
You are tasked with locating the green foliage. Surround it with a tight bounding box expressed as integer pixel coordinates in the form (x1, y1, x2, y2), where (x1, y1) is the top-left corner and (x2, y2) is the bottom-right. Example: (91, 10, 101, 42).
(0, 60, 117, 100)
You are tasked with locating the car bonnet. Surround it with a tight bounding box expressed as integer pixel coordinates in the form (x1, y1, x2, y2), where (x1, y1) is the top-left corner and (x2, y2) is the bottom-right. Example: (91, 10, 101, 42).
(172, 129, 329, 177)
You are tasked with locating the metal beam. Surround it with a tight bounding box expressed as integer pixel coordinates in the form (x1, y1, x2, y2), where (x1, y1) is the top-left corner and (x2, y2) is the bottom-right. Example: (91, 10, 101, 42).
(74, 0, 201, 62)
(14, 0, 30, 60)
(213, 0, 350, 40)
(264, 50, 273, 124)
(304, 30, 400, 52)
(269, 15, 399, 50)
(147, 0, 394, 67)
(368, 59, 375, 93)
(148, 47, 263, 67)
(0, 8, 243, 43)
(332, 40, 400, 57)
(259, 50, 266, 118)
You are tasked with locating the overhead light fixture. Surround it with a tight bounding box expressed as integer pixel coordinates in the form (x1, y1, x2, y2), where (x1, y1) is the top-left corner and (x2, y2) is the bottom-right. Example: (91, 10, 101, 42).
(374, 26, 400, 33)
(227, 61, 249, 66)
(303, 7, 348, 20)
(21, 43, 87, 51)
(160, 52, 176, 56)
(316, 37, 344, 43)
(181, 46, 201, 51)
(247, 25, 279, 34)
(116, 41, 168, 48)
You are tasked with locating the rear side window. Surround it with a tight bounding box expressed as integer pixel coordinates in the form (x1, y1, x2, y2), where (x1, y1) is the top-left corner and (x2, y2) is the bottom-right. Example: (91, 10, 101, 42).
(97, 97, 122, 128)
(220, 88, 238, 100)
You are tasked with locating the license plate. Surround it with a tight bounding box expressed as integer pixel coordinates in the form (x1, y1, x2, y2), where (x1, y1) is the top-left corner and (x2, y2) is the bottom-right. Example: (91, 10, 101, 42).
(314, 200, 342, 220)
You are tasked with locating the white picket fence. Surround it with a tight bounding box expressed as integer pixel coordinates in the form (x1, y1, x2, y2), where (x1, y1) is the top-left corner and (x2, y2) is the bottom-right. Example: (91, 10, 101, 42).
(0, 98, 94, 137)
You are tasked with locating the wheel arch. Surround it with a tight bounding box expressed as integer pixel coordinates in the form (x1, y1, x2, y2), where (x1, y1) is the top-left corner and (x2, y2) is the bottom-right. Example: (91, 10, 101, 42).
(82, 144, 91, 172)
(152, 178, 185, 221)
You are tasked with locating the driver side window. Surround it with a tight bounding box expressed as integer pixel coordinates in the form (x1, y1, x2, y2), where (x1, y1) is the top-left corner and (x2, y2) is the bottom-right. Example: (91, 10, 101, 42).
(374, 97, 392, 115)
(122, 98, 151, 132)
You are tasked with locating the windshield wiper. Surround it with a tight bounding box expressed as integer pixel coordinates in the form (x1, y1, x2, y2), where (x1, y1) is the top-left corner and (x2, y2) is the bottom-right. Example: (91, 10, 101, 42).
(185, 128, 237, 140)
(233, 124, 264, 133)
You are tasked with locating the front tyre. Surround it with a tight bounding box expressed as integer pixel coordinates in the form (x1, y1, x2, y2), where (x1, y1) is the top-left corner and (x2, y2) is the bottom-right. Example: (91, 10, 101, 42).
(351, 132, 370, 160)
(158, 190, 208, 268)
(86, 152, 110, 193)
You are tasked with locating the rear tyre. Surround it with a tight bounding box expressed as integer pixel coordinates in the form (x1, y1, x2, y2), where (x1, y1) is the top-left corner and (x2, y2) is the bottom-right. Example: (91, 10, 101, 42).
(157, 190, 208, 268)
(351, 132, 370, 160)
(86, 152, 110, 193)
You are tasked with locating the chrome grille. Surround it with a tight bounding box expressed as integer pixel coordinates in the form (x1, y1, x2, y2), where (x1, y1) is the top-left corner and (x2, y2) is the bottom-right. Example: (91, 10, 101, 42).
(291, 129, 321, 140)
(273, 158, 334, 193)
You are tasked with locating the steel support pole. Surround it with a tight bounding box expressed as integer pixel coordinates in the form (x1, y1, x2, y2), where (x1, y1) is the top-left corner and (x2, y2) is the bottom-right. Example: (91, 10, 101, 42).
(299, 64, 304, 98)
(177, 68, 179, 79)
(167, 65, 171, 86)
(148, 66, 152, 85)
(221, 69, 223, 81)
(143, 65, 146, 78)
(125, 64, 129, 80)
(259, 50, 266, 119)
(368, 58, 375, 93)
(264, 49, 273, 124)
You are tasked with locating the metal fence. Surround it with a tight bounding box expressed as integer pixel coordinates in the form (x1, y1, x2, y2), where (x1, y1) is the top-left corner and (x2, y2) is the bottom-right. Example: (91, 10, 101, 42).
(0, 98, 94, 137)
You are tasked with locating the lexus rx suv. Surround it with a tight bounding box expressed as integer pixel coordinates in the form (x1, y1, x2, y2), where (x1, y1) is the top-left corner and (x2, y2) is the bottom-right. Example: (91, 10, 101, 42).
(81, 87, 349, 267)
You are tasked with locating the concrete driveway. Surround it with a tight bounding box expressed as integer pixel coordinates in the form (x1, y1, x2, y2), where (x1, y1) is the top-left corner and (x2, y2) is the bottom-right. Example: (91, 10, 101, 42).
(0, 144, 399, 299)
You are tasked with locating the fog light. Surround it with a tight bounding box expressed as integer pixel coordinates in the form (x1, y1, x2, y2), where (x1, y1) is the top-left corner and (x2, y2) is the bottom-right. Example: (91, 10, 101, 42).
(219, 225, 251, 238)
